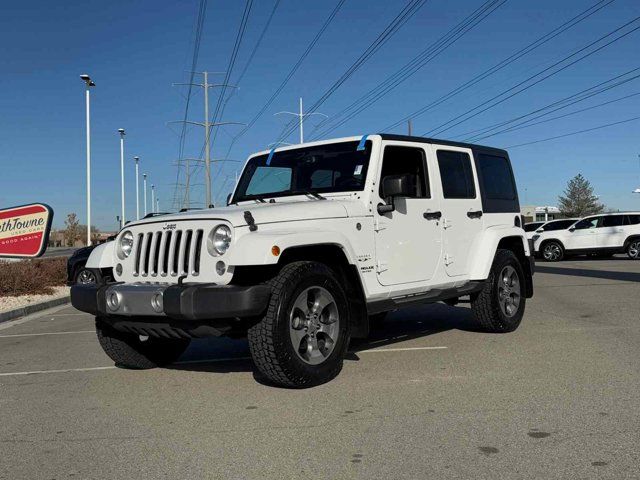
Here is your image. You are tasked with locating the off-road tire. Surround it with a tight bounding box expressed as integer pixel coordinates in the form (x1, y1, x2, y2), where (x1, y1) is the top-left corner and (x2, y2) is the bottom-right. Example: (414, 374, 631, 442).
(96, 318, 190, 369)
(247, 261, 351, 388)
(541, 240, 564, 262)
(471, 249, 526, 333)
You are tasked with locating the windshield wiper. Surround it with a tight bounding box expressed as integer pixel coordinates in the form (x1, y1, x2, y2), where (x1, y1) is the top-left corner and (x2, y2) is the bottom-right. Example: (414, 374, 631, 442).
(294, 189, 326, 200)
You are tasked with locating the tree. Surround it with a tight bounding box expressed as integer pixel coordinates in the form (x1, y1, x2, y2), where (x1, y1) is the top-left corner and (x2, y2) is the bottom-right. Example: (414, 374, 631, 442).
(78, 225, 101, 246)
(558, 174, 604, 217)
(63, 213, 80, 247)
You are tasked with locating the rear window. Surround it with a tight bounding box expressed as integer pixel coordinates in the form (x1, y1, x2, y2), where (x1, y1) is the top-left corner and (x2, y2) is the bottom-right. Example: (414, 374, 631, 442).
(624, 214, 640, 225)
(437, 150, 476, 199)
(476, 154, 516, 200)
(602, 215, 624, 227)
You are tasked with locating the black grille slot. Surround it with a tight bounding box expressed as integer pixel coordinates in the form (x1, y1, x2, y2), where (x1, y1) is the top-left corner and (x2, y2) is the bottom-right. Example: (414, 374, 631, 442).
(193, 229, 203, 275)
(152, 232, 162, 275)
(162, 231, 172, 275)
(134, 233, 143, 274)
(142, 232, 153, 275)
(172, 231, 182, 275)
(183, 230, 193, 275)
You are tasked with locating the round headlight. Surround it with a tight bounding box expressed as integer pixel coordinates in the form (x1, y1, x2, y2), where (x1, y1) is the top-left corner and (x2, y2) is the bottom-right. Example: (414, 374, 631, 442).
(118, 231, 134, 259)
(209, 225, 232, 256)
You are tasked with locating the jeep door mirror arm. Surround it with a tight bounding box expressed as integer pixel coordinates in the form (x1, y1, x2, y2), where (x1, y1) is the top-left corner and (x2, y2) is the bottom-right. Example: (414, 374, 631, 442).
(377, 201, 394, 215)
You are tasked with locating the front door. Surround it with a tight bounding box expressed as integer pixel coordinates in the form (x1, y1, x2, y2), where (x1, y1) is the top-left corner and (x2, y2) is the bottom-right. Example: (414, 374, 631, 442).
(566, 216, 600, 250)
(433, 147, 483, 277)
(374, 143, 442, 286)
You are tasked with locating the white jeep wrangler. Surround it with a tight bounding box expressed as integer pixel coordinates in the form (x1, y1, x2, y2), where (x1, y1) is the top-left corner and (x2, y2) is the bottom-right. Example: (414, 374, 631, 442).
(72, 134, 534, 387)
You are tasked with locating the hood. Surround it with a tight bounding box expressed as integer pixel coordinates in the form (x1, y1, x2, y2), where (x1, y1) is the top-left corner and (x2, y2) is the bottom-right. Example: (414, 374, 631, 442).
(126, 198, 369, 229)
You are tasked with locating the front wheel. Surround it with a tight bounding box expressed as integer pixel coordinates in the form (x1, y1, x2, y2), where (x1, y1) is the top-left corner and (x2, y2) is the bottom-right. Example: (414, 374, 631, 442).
(542, 241, 564, 262)
(96, 319, 190, 369)
(627, 240, 640, 259)
(248, 261, 350, 388)
(471, 249, 526, 333)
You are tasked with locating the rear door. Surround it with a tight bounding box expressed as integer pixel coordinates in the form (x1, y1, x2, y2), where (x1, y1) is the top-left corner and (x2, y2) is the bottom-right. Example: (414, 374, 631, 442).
(597, 215, 626, 248)
(433, 147, 483, 277)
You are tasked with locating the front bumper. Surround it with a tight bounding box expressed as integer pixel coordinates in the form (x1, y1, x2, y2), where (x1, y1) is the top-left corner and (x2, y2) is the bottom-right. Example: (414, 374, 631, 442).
(71, 282, 271, 337)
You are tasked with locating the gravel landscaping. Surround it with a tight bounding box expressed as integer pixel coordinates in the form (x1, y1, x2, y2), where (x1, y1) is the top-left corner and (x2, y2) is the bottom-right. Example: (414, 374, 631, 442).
(0, 286, 70, 314)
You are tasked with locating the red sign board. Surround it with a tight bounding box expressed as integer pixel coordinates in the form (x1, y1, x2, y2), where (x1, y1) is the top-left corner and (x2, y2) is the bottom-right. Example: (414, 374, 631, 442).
(0, 203, 54, 258)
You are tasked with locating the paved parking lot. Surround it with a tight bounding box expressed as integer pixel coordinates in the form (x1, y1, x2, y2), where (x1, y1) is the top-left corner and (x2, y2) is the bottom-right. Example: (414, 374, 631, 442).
(1, 257, 639, 479)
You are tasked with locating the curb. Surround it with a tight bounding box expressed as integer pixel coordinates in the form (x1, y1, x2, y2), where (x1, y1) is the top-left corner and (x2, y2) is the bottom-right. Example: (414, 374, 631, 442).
(0, 296, 71, 324)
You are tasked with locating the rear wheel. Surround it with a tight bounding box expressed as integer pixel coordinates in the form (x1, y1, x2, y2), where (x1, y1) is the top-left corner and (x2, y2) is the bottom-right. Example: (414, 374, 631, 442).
(95, 319, 190, 369)
(627, 240, 640, 259)
(471, 249, 526, 333)
(248, 261, 350, 388)
(542, 241, 564, 262)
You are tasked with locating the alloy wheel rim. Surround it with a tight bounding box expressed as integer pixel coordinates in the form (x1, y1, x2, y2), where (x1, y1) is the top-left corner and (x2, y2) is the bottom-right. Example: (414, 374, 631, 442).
(77, 269, 97, 284)
(543, 244, 561, 261)
(629, 241, 640, 258)
(498, 265, 521, 318)
(289, 286, 340, 365)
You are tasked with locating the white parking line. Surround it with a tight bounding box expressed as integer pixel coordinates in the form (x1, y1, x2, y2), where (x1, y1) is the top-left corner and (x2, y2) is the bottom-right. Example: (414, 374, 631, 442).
(0, 330, 94, 338)
(0, 345, 448, 377)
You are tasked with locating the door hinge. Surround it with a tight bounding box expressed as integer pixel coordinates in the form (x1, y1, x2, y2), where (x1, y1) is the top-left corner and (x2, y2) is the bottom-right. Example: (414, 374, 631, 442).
(443, 218, 452, 229)
(376, 261, 388, 273)
(444, 254, 454, 266)
(374, 217, 387, 232)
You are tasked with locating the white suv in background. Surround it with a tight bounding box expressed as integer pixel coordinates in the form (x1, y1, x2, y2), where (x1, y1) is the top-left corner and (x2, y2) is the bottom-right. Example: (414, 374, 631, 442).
(523, 221, 545, 240)
(534, 212, 640, 261)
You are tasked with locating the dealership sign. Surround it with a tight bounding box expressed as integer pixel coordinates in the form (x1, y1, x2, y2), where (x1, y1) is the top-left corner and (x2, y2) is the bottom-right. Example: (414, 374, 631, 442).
(0, 203, 54, 258)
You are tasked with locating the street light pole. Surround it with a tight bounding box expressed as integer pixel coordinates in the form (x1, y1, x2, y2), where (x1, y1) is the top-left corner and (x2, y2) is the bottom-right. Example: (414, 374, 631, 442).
(118, 129, 126, 228)
(143, 174, 148, 216)
(156, 197, 159, 214)
(134, 156, 140, 220)
(151, 185, 156, 214)
(80, 74, 95, 246)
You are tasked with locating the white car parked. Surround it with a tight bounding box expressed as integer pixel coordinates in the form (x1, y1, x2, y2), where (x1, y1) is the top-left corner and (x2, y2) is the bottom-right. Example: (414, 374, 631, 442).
(523, 221, 545, 240)
(533, 212, 640, 261)
(71, 134, 534, 387)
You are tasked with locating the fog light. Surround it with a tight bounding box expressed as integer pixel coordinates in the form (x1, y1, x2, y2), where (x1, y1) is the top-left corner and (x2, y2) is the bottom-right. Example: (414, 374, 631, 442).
(151, 292, 164, 313)
(216, 261, 226, 275)
(115, 263, 123, 276)
(106, 291, 121, 312)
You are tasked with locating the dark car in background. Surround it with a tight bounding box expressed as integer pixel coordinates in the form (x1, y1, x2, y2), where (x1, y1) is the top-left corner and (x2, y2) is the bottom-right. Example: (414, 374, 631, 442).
(66, 236, 116, 285)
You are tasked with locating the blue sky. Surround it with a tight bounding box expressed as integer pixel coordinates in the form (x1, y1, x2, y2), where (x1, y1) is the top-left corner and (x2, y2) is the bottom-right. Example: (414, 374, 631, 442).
(1, 0, 639, 230)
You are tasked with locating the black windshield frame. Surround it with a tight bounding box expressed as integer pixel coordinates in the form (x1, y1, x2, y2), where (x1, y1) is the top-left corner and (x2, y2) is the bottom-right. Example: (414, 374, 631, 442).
(231, 140, 372, 203)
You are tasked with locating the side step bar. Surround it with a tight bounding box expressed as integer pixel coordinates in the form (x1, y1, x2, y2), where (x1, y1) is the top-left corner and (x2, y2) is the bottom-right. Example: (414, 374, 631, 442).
(366, 281, 485, 315)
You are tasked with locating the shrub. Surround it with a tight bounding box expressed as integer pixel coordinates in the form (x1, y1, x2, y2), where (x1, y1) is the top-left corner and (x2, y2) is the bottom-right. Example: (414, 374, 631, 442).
(0, 257, 67, 297)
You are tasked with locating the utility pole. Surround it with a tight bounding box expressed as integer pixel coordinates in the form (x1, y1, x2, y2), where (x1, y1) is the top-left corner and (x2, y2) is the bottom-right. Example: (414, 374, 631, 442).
(118, 129, 126, 228)
(80, 74, 95, 246)
(171, 72, 243, 210)
(156, 197, 160, 214)
(151, 185, 156, 214)
(134, 156, 140, 220)
(407, 119, 413, 136)
(275, 97, 327, 144)
(143, 174, 148, 216)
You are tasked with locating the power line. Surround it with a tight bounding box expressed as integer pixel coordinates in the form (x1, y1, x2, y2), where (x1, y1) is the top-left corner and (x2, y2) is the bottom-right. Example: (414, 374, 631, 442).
(380, 0, 615, 133)
(424, 16, 640, 136)
(277, 0, 429, 143)
(309, 0, 507, 140)
(460, 66, 640, 141)
(505, 115, 640, 149)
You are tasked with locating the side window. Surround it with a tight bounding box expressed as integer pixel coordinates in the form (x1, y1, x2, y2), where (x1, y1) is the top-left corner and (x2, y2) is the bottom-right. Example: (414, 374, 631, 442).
(437, 150, 476, 199)
(602, 215, 624, 227)
(544, 220, 575, 231)
(379, 146, 429, 198)
(625, 214, 640, 225)
(477, 154, 516, 200)
(574, 217, 599, 230)
(245, 166, 292, 196)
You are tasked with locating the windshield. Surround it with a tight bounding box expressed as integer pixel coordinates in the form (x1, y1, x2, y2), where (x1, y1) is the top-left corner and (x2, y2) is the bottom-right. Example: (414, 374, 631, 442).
(232, 140, 372, 203)
(524, 222, 543, 232)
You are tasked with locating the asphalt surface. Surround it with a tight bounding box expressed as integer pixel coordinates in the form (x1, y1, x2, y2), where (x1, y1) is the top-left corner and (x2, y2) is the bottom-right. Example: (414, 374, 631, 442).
(1, 257, 639, 479)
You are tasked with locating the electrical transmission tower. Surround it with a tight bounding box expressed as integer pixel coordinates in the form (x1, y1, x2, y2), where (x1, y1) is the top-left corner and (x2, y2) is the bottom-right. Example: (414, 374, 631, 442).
(274, 97, 326, 144)
(171, 71, 244, 209)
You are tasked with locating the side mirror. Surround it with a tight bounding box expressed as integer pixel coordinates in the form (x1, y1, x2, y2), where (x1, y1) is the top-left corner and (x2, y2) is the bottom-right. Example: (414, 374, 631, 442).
(535, 228, 544, 233)
(569, 226, 576, 232)
(226, 193, 232, 206)
(377, 174, 416, 214)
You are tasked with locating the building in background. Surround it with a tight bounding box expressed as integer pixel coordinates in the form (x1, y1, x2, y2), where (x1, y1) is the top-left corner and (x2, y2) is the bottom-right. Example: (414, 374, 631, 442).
(521, 205, 563, 223)
(47, 230, 116, 247)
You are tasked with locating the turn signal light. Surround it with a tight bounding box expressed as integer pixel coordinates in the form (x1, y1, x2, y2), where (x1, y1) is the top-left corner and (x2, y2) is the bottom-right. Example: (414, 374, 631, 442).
(271, 245, 281, 256)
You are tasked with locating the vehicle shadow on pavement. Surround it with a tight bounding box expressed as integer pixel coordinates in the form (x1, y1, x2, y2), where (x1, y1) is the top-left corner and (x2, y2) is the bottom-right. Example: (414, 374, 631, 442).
(536, 265, 640, 283)
(165, 303, 479, 379)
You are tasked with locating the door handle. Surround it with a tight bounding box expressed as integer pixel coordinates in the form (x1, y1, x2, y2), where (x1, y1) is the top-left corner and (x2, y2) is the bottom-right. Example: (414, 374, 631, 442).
(423, 211, 442, 220)
(467, 210, 483, 219)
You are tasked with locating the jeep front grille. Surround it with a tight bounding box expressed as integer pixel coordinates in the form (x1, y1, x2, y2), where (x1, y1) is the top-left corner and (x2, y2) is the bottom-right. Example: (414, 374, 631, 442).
(133, 229, 204, 277)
